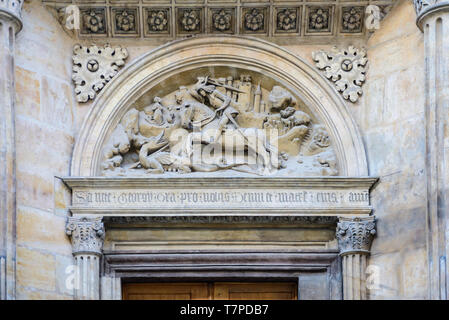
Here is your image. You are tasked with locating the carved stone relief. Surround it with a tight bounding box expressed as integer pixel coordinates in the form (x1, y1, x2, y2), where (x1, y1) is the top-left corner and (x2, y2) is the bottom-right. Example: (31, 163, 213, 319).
(66, 216, 105, 255)
(336, 216, 376, 255)
(72, 44, 128, 103)
(101, 74, 338, 177)
(341, 6, 364, 33)
(312, 46, 367, 103)
(43, 1, 394, 41)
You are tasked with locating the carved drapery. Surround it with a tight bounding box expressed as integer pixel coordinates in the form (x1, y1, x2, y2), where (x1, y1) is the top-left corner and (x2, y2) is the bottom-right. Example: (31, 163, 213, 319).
(0, 0, 23, 301)
(336, 216, 376, 300)
(66, 217, 104, 299)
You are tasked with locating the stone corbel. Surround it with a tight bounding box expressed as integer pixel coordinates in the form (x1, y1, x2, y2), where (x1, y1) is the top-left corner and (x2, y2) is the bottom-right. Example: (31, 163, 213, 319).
(336, 216, 376, 300)
(66, 216, 104, 300)
(312, 46, 367, 103)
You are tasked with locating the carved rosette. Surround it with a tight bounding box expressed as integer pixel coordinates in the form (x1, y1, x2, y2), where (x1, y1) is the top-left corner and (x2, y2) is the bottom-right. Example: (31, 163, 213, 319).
(336, 216, 376, 256)
(66, 217, 105, 255)
(0, 0, 23, 32)
(72, 44, 128, 103)
(312, 46, 367, 103)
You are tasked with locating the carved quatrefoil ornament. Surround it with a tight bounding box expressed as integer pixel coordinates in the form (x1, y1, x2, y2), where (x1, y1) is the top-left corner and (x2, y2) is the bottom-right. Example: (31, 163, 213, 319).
(72, 44, 129, 103)
(312, 46, 367, 103)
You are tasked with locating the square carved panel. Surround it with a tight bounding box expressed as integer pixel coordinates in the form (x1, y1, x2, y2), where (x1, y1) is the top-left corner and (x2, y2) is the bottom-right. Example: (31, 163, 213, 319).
(209, 7, 236, 34)
(274, 6, 301, 35)
(80, 7, 108, 36)
(111, 7, 140, 37)
(144, 7, 171, 36)
(241, 7, 269, 35)
(305, 5, 334, 35)
(340, 6, 364, 34)
(176, 7, 204, 35)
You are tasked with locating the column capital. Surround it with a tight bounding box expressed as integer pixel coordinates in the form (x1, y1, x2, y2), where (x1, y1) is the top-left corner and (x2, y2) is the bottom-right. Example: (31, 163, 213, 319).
(66, 216, 105, 256)
(414, 0, 449, 30)
(0, 0, 23, 33)
(336, 216, 376, 256)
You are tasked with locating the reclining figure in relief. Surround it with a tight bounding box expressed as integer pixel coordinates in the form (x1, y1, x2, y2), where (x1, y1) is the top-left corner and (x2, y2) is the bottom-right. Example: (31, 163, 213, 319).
(101, 75, 338, 177)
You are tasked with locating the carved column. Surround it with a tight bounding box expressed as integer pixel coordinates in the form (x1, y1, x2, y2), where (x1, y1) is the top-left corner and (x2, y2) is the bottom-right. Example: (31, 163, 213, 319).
(336, 216, 376, 300)
(414, 0, 449, 300)
(66, 217, 105, 300)
(0, 0, 23, 300)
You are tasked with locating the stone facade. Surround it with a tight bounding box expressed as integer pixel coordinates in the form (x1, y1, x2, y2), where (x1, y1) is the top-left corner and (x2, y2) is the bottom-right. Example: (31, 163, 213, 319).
(1, 0, 448, 300)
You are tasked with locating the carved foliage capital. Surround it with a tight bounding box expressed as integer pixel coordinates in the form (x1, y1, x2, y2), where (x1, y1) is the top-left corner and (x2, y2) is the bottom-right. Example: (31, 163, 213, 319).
(336, 216, 376, 255)
(72, 44, 128, 103)
(312, 46, 367, 103)
(66, 216, 105, 255)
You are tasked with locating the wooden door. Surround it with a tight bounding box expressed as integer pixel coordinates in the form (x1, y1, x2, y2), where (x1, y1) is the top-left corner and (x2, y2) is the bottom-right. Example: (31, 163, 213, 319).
(122, 283, 211, 300)
(213, 282, 297, 300)
(122, 282, 297, 300)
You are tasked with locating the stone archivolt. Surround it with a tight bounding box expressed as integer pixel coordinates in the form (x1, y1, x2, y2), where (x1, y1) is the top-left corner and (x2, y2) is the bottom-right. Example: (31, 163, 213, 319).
(312, 46, 368, 103)
(101, 75, 338, 177)
(72, 44, 128, 103)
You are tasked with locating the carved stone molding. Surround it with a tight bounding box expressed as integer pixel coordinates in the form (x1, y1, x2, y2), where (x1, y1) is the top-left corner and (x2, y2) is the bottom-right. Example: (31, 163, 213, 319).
(414, 0, 449, 29)
(72, 44, 128, 103)
(336, 216, 376, 256)
(43, 1, 394, 43)
(312, 46, 367, 103)
(66, 216, 105, 255)
(0, 0, 23, 32)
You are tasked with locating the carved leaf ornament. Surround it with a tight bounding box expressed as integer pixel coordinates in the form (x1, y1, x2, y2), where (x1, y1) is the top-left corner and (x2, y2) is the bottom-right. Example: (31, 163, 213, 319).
(312, 46, 367, 103)
(72, 44, 128, 103)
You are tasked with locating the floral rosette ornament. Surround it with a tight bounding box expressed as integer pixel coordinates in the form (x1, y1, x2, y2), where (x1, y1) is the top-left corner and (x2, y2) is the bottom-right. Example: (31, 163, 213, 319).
(83, 10, 104, 33)
(277, 9, 297, 31)
(181, 10, 200, 31)
(148, 10, 168, 32)
(309, 8, 328, 30)
(213, 9, 232, 31)
(244, 9, 264, 31)
(342, 7, 362, 32)
(116, 10, 135, 32)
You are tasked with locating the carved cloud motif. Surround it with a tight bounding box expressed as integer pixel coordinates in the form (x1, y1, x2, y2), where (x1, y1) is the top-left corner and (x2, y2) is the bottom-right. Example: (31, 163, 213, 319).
(72, 44, 128, 103)
(312, 46, 367, 103)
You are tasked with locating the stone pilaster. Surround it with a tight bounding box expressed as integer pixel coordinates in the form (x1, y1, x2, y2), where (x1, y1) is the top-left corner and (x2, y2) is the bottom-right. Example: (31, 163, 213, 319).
(336, 216, 376, 300)
(66, 217, 105, 300)
(413, 0, 449, 300)
(0, 0, 23, 300)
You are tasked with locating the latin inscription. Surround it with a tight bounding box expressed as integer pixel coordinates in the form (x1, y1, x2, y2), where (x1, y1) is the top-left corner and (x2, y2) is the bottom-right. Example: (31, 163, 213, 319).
(73, 189, 369, 208)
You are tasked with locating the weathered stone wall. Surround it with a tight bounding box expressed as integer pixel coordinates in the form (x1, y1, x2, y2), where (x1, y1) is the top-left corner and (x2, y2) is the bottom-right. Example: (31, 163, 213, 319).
(14, 1, 76, 299)
(356, 0, 428, 299)
(12, 0, 429, 300)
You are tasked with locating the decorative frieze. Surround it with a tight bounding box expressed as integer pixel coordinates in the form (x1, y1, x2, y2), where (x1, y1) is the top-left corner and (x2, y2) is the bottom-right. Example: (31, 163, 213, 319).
(66, 216, 105, 255)
(336, 216, 376, 256)
(72, 44, 128, 103)
(312, 46, 368, 103)
(42, 1, 394, 41)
